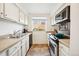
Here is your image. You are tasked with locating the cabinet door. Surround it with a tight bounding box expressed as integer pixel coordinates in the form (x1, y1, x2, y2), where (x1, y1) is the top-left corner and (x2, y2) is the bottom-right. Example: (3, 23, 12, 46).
(0, 3, 4, 18)
(24, 16, 28, 25)
(21, 44, 26, 56)
(18, 49, 21, 56)
(0, 50, 8, 56)
(12, 51, 18, 56)
(20, 11, 25, 24)
(51, 15, 56, 25)
(26, 36, 29, 52)
(59, 42, 69, 56)
(4, 3, 19, 22)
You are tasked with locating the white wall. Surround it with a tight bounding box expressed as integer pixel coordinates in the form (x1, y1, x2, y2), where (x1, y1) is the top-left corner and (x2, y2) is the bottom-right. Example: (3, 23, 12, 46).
(0, 19, 24, 36)
(28, 13, 51, 31)
(70, 3, 79, 56)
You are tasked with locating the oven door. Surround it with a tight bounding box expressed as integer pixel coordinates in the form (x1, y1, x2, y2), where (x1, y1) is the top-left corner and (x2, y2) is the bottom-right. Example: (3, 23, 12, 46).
(49, 39, 57, 56)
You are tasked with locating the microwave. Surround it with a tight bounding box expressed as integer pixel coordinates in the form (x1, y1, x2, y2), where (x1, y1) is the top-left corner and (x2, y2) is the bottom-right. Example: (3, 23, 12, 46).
(55, 6, 70, 23)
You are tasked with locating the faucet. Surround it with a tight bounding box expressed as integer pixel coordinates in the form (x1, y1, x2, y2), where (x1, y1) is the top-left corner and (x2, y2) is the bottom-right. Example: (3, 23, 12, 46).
(13, 30, 22, 38)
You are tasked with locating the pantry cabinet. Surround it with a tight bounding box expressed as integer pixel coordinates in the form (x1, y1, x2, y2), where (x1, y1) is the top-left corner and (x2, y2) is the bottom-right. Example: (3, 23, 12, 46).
(4, 3, 19, 22)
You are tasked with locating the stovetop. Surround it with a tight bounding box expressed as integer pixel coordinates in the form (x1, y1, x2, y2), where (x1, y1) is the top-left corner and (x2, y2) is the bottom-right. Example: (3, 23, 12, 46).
(48, 34, 59, 44)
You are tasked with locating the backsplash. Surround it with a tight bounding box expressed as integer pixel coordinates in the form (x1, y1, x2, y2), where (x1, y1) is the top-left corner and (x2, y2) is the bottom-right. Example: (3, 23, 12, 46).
(58, 22, 70, 35)
(0, 19, 24, 36)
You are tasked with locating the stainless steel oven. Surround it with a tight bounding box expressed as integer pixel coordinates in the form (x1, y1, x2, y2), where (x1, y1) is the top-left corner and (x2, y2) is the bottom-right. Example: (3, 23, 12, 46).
(48, 34, 59, 56)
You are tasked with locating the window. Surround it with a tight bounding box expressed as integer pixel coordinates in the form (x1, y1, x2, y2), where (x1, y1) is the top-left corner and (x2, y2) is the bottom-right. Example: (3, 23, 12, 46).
(32, 17, 47, 31)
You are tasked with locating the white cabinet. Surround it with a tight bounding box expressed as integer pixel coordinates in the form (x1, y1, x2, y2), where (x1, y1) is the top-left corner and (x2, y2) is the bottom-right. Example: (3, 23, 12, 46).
(21, 44, 26, 56)
(59, 42, 70, 56)
(21, 35, 29, 56)
(4, 3, 19, 22)
(8, 41, 21, 56)
(51, 15, 56, 25)
(0, 50, 8, 56)
(26, 35, 29, 52)
(19, 10, 25, 24)
(0, 3, 28, 25)
(0, 34, 30, 56)
(0, 3, 4, 18)
(24, 16, 28, 25)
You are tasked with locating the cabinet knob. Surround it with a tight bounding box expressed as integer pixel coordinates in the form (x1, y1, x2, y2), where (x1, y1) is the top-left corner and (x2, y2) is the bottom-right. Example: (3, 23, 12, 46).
(5, 14, 7, 16)
(0, 12, 3, 14)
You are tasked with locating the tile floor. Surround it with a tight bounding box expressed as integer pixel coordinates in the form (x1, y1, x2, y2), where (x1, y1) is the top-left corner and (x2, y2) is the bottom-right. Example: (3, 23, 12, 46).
(26, 44, 50, 56)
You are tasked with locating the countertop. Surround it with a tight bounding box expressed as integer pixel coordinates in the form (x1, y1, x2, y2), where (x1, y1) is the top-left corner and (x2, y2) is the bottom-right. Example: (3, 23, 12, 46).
(59, 39, 70, 48)
(0, 38, 21, 53)
(0, 33, 32, 53)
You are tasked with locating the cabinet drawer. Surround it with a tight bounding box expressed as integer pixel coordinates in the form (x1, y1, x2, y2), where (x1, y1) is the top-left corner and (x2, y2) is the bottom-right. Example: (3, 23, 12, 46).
(8, 43, 18, 55)
(17, 41, 22, 47)
(0, 51, 7, 56)
(59, 42, 70, 55)
(59, 48, 69, 56)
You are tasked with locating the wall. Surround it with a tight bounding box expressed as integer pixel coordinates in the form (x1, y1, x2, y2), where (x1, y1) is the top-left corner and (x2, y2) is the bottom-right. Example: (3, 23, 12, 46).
(70, 3, 79, 56)
(0, 19, 24, 36)
(28, 13, 51, 31)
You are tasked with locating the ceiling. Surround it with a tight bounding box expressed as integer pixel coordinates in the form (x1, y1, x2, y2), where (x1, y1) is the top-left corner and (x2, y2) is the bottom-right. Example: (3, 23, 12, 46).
(17, 3, 59, 15)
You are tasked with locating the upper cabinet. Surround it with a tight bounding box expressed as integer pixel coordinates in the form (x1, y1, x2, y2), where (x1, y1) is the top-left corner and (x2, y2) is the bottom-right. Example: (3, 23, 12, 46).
(24, 15, 28, 25)
(51, 14, 56, 25)
(0, 3, 28, 26)
(0, 3, 4, 18)
(4, 3, 19, 22)
(19, 10, 25, 24)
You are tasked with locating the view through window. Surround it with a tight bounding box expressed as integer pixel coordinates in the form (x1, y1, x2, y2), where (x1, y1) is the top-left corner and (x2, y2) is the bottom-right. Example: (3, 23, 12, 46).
(32, 17, 47, 31)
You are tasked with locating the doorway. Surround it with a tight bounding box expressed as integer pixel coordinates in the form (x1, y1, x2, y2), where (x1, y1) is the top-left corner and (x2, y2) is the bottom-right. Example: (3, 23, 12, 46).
(32, 17, 48, 44)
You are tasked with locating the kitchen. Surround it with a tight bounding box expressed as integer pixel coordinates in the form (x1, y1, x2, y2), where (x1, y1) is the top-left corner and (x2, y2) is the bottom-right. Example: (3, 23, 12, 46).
(0, 3, 79, 56)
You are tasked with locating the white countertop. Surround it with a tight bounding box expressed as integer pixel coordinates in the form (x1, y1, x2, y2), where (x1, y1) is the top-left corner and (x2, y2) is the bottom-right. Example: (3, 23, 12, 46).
(0, 38, 21, 53)
(0, 33, 32, 53)
(59, 39, 70, 48)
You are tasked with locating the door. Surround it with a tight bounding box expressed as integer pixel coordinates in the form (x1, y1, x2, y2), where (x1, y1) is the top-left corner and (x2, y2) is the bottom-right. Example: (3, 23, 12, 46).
(4, 3, 19, 22)
(32, 17, 48, 44)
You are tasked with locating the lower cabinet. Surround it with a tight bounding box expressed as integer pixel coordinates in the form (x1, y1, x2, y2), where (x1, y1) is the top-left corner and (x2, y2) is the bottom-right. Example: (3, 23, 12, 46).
(8, 41, 21, 56)
(0, 50, 8, 56)
(26, 35, 29, 52)
(21, 44, 26, 56)
(21, 35, 29, 56)
(59, 42, 70, 56)
(0, 34, 30, 56)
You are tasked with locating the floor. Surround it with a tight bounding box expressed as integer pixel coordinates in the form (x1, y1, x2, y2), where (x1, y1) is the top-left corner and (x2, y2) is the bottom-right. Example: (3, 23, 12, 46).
(26, 44, 50, 56)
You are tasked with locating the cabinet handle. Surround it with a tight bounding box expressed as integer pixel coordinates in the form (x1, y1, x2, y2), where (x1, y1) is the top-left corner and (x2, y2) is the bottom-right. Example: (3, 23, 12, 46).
(5, 14, 7, 16)
(0, 12, 3, 14)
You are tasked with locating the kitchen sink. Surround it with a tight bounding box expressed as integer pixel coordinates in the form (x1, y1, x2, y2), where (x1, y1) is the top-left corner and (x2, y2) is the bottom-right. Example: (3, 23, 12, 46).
(7, 33, 27, 39)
